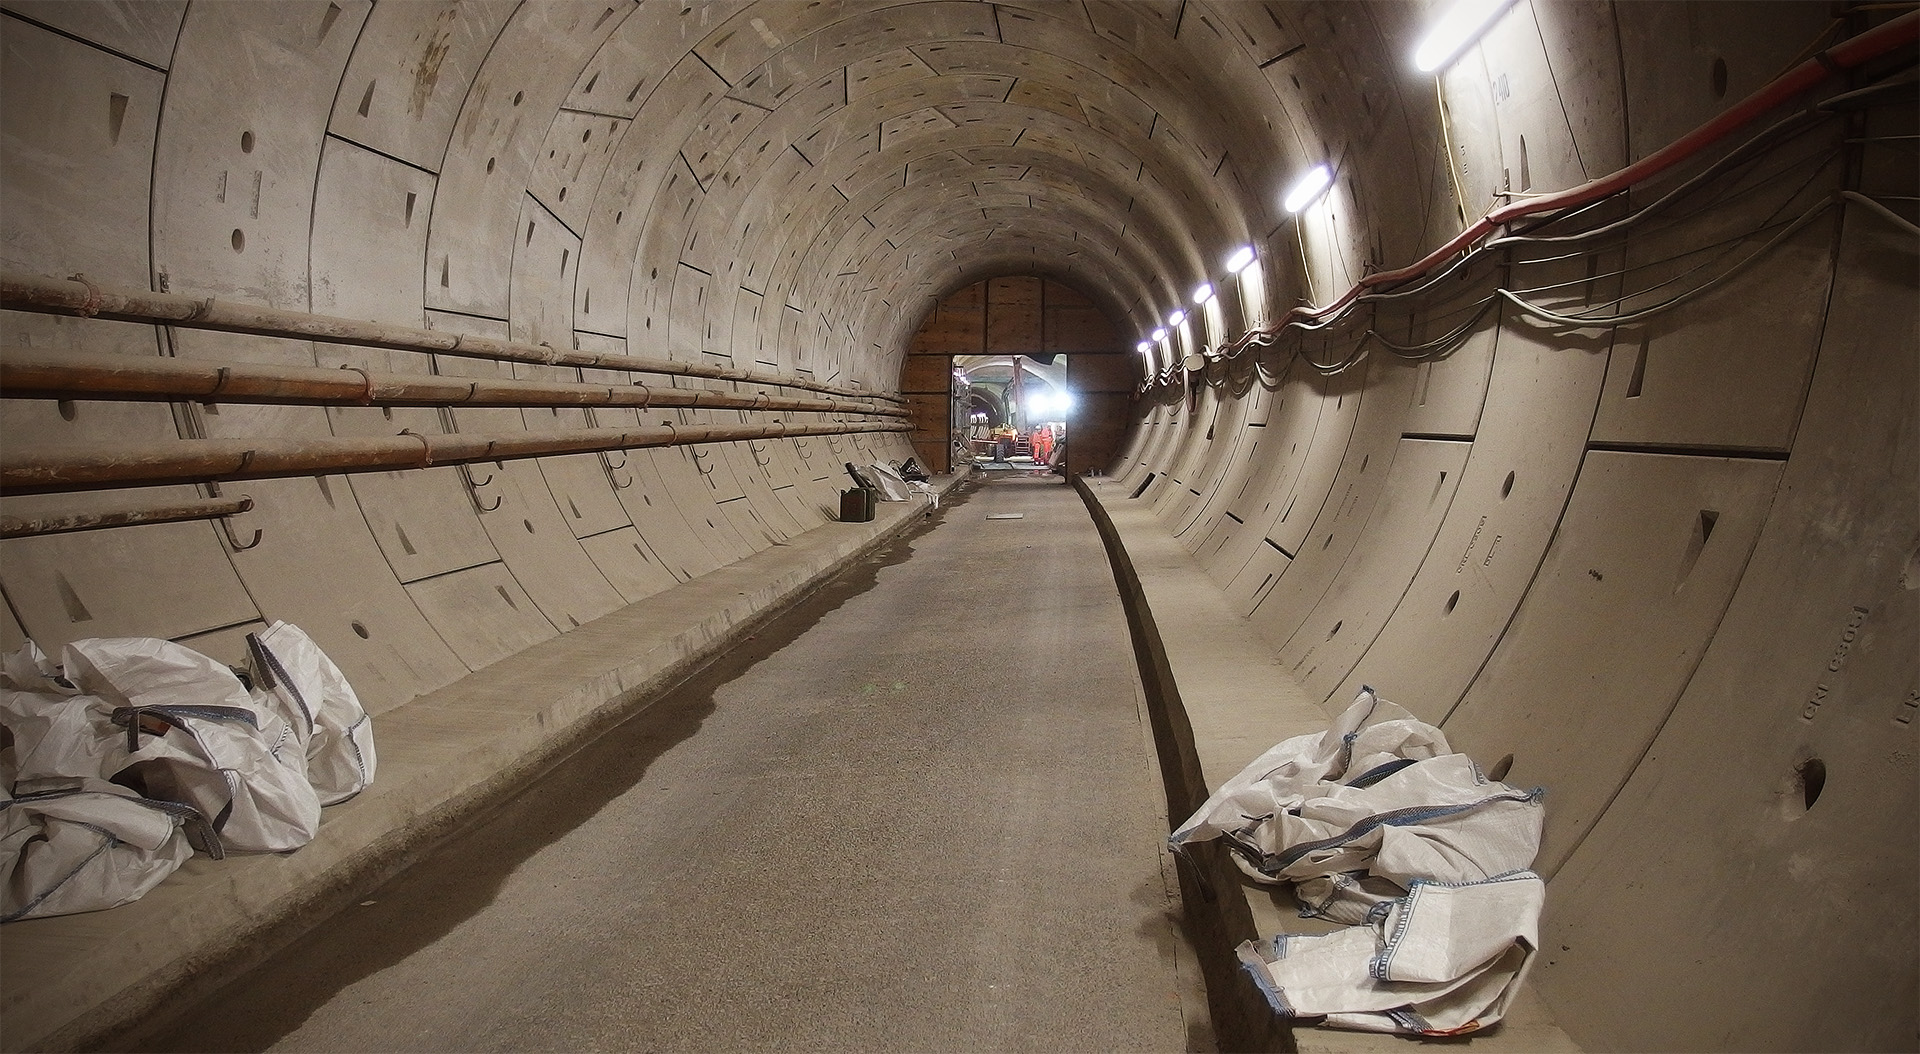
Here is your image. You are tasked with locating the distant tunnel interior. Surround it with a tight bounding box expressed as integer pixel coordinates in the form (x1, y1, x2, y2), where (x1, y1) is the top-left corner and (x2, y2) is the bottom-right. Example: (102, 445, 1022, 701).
(0, 2, 1914, 1051)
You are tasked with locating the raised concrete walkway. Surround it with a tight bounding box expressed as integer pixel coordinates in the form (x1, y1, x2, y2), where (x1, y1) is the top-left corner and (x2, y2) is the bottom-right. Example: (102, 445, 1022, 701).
(2, 475, 970, 1053)
(1080, 476, 1576, 1054)
(128, 471, 1203, 1053)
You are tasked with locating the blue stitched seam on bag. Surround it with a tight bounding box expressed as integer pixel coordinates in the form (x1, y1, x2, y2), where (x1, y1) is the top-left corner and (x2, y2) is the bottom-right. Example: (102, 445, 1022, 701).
(1266, 790, 1540, 873)
(1, 825, 118, 923)
(1235, 943, 1294, 1016)
(1370, 884, 1422, 980)
(252, 634, 315, 735)
(1345, 757, 1419, 788)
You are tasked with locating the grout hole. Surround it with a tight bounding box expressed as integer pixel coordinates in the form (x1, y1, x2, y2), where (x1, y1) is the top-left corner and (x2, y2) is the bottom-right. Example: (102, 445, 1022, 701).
(1326, 620, 1342, 640)
(512, 90, 524, 106)
(1798, 758, 1826, 810)
(231, 228, 246, 252)
(1710, 56, 1729, 98)
(1501, 470, 1515, 499)
(350, 620, 370, 639)
(240, 130, 255, 153)
(1444, 589, 1460, 615)
(57, 399, 77, 422)
(1487, 753, 1514, 782)
(522, 519, 535, 533)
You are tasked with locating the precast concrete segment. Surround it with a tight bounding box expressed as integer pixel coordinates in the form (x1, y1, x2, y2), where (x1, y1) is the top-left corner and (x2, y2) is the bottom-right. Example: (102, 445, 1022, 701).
(132, 475, 1204, 1054)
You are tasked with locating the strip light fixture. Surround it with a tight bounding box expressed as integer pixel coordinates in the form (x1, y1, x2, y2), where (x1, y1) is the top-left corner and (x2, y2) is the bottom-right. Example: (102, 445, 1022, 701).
(1224, 245, 1256, 273)
(1283, 164, 1333, 213)
(1192, 282, 1215, 304)
(1413, 0, 1517, 73)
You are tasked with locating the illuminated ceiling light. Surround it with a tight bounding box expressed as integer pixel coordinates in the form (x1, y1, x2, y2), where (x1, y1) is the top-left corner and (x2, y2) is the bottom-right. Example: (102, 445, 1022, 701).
(1283, 164, 1333, 213)
(1136, 340, 1152, 354)
(1167, 309, 1187, 326)
(1151, 327, 1168, 342)
(1413, 0, 1517, 73)
(1192, 282, 1214, 304)
(1224, 245, 1256, 273)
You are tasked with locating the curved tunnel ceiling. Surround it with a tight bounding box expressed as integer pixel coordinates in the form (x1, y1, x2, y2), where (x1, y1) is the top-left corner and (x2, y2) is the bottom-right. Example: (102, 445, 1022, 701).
(445, 0, 1364, 386)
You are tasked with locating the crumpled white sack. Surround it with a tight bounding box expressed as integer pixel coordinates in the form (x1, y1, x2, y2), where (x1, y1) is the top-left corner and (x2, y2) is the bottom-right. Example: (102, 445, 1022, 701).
(1236, 871, 1545, 1036)
(72, 637, 322, 854)
(1, 778, 198, 922)
(249, 622, 377, 806)
(0, 641, 124, 788)
(865, 460, 914, 501)
(1171, 688, 1542, 913)
(1171, 688, 1548, 1036)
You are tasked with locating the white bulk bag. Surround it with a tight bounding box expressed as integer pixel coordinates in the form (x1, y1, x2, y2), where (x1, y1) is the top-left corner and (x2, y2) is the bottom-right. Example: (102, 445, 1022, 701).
(0, 642, 124, 786)
(1, 778, 204, 921)
(1170, 688, 1541, 918)
(63, 638, 321, 854)
(1171, 688, 1548, 1037)
(247, 621, 376, 806)
(865, 460, 914, 501)
(1235, 871, 1545, 1036)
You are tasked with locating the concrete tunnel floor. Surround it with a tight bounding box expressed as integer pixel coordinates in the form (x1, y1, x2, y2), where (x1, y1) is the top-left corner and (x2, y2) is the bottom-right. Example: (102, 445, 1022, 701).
(127, 473, 1214, 1054)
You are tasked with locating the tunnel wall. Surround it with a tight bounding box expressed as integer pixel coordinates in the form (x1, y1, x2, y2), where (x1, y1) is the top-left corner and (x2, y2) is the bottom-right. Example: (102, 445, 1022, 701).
(1104, 14, 1918, 1052)
(0, 2, 1913, 1050)
(0, 0, 920, 716)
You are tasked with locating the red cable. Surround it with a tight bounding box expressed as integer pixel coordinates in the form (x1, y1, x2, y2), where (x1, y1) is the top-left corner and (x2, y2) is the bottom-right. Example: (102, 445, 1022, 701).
(1268, 10, 1917, 333)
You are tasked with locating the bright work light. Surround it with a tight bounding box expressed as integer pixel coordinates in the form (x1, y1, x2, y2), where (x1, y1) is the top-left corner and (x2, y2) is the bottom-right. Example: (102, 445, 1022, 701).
(1283, 164, 1333, 214)
(1413, 0, 1516, 73)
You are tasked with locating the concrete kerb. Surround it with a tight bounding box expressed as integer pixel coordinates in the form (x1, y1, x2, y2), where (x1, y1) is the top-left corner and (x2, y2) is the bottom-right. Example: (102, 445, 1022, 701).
(1072, 473, 1296, 1054)
(1, 472, 971, 1054)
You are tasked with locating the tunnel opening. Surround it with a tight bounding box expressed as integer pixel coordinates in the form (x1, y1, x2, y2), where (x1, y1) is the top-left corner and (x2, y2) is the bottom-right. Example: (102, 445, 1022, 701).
(900, 276, 1139, 477)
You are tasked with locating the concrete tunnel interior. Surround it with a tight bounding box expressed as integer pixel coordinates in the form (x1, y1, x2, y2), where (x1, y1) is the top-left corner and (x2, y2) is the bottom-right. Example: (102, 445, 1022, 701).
(0, 1, 1915, 1051)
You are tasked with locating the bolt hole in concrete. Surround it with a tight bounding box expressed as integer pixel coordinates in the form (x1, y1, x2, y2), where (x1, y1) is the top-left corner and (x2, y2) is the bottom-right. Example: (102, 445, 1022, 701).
(351, 620, 369, 639)
(1711, 55, 1729, 97)
(1327, 620, 1343, 640)
(523, 519, 535, 533)
(1501, 470, 1516, 499)
(240, 129, 254, 153)
(1445, 589, 1461, 615)
(1799, 758, 1827, 811)
(1487, 753, 1514, 782)
(231, 228, 245, 253)
(56, 399, 76, 422)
